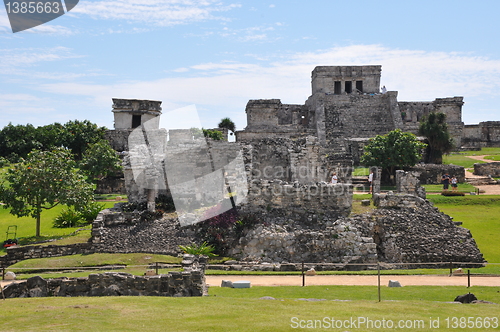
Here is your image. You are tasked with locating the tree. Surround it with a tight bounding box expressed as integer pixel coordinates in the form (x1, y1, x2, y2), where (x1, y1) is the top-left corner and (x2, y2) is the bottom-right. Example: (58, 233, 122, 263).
(62, 120, 107, 160)
(418, 112, 454, 164)
(0, 149, 94, 237)
(360, 129, 427, 182)
(0, 123, 41, 162)
(218, 117, 236, 133)
(202, 129, 224, 140)
(80, 140, 123, 183)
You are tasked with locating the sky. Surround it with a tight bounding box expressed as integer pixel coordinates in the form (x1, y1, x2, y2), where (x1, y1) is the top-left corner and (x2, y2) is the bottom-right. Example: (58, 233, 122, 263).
(1, 0, 500, 131)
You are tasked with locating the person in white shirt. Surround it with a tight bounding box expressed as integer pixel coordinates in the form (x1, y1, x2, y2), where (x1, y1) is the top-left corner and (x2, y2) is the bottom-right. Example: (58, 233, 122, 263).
(368, 171, 373, 193)
(331, 172, 338, 184)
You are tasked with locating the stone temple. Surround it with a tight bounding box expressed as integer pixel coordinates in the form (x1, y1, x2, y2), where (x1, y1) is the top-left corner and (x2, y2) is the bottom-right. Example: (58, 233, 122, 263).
(237, 65, 474, 164)
(93, 65, 489, 266)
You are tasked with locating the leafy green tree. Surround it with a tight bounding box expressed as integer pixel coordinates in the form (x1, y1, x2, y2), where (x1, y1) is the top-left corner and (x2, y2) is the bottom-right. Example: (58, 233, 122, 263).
(62, 120, 107, 160)
(36, 123, 65, 151)
(0, 148, 94, 237)
(202, 129, 224, 140)
(360, 129, 427, 182)
(80, 140, 123, 183)
(418, 112, 454, 164)
(0, 123, 41, 162)
(218, 117, 236, 133)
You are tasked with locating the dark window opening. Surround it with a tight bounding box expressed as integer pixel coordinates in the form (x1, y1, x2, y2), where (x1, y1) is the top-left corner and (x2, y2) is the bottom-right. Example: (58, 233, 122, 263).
(356, 80, 363, 93)
(334, 81, 342, 94)
(345, 81, 352, 94)
(132, 115, 142, 128)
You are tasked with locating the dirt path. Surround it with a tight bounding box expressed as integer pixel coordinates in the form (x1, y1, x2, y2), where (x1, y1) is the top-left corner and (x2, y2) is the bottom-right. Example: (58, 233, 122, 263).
(466, 155, 495, 163)
(206, 274, 500, 287)
(2, 274, 499, 289)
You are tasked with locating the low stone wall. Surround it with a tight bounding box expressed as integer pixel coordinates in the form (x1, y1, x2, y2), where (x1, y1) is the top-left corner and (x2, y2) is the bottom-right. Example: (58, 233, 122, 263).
(230, 210, 377, 265)
(2, 271, 206, 298)
(474, 162, 500, 177)
(91, 207, 194, 255)
(95, 176, 126, 194)
(373, 192, 427, 209)
(1, 243, 94, 267)
(409, 164, 465, 184)
(243, 179, 352, 220)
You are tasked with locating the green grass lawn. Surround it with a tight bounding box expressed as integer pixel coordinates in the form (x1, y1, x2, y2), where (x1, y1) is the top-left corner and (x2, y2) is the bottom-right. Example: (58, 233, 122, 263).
(428, 195, 500, 274)
(0, 201, 119, 255)
(422, 183, 476, 193)
(485, 155, 500, 161)
(443, 154, 485, 168)
(443, 147, 500, 168)
(0, 286, 499, 331)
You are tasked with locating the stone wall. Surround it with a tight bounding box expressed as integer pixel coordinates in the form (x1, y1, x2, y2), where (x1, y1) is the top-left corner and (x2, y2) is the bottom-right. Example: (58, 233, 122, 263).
(105, 129, 133, 152)
(1, 243, 93, 267)
(2, 270, 206, 298)
(91, 206, 194, 255)
(95, 176, 126, 194)
(319, 92, 402, 141)
(474, 162, 500, 177)
(230, 210, 377, 265)
(243, 179, 352, 219)
(230, 197, 484, 266)
(244, 136, 347, 184)
(463, 121, 500, 148)
(409, 164, 465, 184)
(370, 201, 484, 265)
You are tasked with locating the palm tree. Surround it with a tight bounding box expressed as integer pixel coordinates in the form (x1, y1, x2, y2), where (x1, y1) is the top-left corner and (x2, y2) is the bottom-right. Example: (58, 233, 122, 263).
(419, 112, 454, 164)
(218, 117, 236, 134)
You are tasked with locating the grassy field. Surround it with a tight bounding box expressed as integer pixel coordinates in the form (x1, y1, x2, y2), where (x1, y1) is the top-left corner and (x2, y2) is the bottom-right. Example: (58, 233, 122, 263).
(422, 183, 476, 193)
(443, 147, 500, 168)
(0, 201, 120, 255)
(0, 286, 499, 331)
(427, 195, 500, 269)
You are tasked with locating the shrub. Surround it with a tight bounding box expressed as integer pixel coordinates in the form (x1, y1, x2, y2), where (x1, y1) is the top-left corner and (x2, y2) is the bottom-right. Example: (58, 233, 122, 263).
(53, 208, 86, 228)
(77, 201, 105, 221)
(197, 203, 239, 255)
(179, 242, 217, 257)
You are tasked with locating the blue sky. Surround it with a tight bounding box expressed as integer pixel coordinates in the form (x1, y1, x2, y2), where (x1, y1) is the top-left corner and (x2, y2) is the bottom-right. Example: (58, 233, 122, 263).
(1, 0, 500, 131)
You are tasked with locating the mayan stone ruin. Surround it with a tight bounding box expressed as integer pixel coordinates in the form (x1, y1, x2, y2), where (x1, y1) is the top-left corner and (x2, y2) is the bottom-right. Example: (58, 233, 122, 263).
(83, 65, 490, 269)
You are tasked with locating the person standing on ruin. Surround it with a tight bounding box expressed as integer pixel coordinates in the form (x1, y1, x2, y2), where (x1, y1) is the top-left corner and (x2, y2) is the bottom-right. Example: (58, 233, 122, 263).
(381, 85, 387, 94)
(331, 172, 338, 184)
(368, 171, 374, 193)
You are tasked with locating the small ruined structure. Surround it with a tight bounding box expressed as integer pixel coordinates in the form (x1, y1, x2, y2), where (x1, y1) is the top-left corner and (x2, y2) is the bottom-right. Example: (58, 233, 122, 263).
(2, 254, 207, 298)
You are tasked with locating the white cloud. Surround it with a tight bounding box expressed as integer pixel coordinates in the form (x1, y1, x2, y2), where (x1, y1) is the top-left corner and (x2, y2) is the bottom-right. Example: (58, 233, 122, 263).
(72, 0, 241, 26)
(0, 47, 82, 68)
(27, 45, 500, 127)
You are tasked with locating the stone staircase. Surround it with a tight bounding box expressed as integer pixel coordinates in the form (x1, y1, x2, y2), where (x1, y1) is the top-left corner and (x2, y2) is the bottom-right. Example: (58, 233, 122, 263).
(351, 176, 369, 192)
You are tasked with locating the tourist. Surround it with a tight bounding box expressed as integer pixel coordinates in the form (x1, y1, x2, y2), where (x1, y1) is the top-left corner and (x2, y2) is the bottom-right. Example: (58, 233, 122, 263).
(368, 171, 373, 193)
(441, 173, 450, 191)
(331, 172, 338, 184)
(381, 85, 387, 94)
(451, 176, 458, 192)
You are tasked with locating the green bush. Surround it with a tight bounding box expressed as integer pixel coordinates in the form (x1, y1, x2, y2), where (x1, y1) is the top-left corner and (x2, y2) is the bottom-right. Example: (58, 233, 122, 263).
(53, 208, 86, 228)
(179, 242, 217, 257)
(77, 201, 105, 221)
